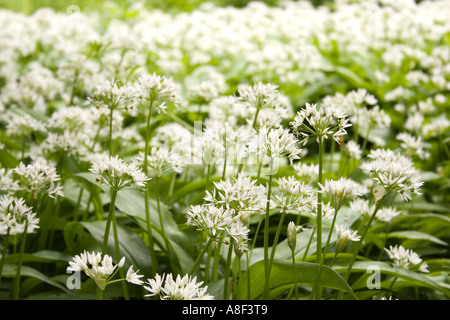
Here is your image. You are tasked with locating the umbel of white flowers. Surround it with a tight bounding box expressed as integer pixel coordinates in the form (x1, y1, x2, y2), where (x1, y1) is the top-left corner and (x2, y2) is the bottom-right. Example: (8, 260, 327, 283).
(0, 195, 39, 236)
(89, 154, 150, 191)
(290, 103, 351, 145)
(143, 273, 214, 300)
(67, 251, 144, 290)
(361, 149, 423, 201)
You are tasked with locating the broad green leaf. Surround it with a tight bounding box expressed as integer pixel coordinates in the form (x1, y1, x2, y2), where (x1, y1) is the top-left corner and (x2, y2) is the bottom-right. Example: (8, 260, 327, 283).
(333, 261, 450, 298)
(4, 250, 72, 264)
(234, 260, 357, 300)
(1, 264, 70, 295)
(80, 220, 154, 277)
(387, 231, 448, 246)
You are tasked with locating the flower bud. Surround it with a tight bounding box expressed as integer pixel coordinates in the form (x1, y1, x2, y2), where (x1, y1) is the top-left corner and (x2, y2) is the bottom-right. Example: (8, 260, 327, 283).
(287, 221, 297, 251)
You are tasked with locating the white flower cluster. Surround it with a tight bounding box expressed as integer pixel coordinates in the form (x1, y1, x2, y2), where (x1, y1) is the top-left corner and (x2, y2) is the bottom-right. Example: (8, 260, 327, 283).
(188, 174, 267, 253)
(319, 177, 363, 210)
(244, 126, 303, 166)
(290, 103, 351, 145)
(384, 245, 429, 273)
(67, 251, 144, 290)
(0, 195, 39, 236)
(89, 154, 149, 190)
(361, 149, 423, 201)
(143, 273, 213, 300)
(271, 176, 315, 214)
(11, 158, 64, 199)
(137, 147, 184, 178)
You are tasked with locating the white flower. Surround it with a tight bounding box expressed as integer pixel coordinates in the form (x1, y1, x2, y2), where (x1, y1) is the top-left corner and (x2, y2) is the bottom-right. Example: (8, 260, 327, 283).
(186, 204, 234, 240)
(4, 112, 46, 138)
(335, 224, 360, 253)
(0, 195, 39, 236)
(361, 149, 423, 201)
(376, 207, 401, 223)
(287, 221, 299, 251)
(137, 147, 184, 178)
(134, 73, 178, 112)
(13, 158, 64, 199)
(204, 174, 267, 215)
(89, 154, 150, 190)
(272, 176, 315, 213)
(384, 245, 429, 273)
(144, 273, 214, 300)
(290, 103, 351, 145)
(293, 162, 318, 185)
(319, 178, 363, 210)
(67, 251, 129, 290)
(244, 126, 303, 166)
(396, 132, 430, 160)
(126, 266, 144, 285)
(86, 79, 136, 114)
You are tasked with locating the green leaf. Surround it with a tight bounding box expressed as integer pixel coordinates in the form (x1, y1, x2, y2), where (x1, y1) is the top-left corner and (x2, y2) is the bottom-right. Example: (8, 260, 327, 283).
(114, 188, 196, 274)
(1, 264, 70, 294)
(4, 250, 72, 264)
(79, 220, 154, 277)
(234, 260, 357, 300)
(333, 261, 450, 298)
(387, 231, 448, 246)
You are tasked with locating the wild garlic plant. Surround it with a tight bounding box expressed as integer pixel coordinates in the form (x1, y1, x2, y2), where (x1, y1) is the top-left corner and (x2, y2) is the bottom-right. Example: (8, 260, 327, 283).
(0, 0, 448, 302)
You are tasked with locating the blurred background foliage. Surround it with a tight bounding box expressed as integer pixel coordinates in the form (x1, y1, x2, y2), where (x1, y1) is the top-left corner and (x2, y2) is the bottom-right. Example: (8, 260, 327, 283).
(0, 0, 334, 14)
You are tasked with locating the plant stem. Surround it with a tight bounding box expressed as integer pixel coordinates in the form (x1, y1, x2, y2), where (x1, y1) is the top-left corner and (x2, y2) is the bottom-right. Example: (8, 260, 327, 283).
(246, 251, 251, 300)
(96, 288, 103, 300)
(155, 177, 174, 268)
(0, 231, 10, 284)
(311, 207, 341, 300)
(101, 188, 117, 258)
(249, 215, 263, 261)
(252, 108, 261, 129)
(268, 211, 286, 275)
(188, 238, 213, 276)
(111, 203, 130, 300)
(291, 249, 299, 300)
(143, 100, 157, 276)
(204, 244, 213, 283)
(263, 158, 274, 300)
(303, 226, 316, 261)
(337, 196, 386, 300)
(316, 139, 324, 264)
(12, 224, 28, 300)
(109, 108, 114, 156)
(224, 243, 234, 300)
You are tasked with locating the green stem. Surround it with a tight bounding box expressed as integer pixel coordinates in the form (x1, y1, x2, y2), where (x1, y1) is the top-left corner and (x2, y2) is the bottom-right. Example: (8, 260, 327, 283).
(291, 249, 299, 300)
(268, 211, 286, 275)
(0, 231, 11, 284)
(143, 101, 157, 276)
(204, 244, 213, 283)
(12, 224, 28, 300)
(316, 139, 324, 264)
(101, 188, 117, 258)
(303, 225, 316, 261)
(337, 196, 386, 300)
(252, 108, 261, 129)
(249, 215, 263, 261)
(223, 243, 234, 300)
(188, 238, 213, 276)
(96, 288, 103, 300)
(109, 108, 114, 156)
(211, 237, 223, 281)
(246, 251, 251, 300)
(263, 158, 274, 300)
(155, 177, 173, 266)
(311, 207, 341, 300)
(111, 203, 130, 300)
